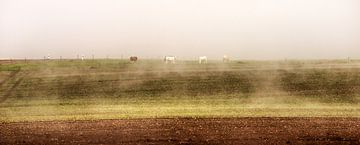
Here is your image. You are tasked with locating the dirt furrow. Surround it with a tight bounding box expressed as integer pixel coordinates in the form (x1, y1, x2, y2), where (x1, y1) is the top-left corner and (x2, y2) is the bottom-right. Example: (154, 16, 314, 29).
(1, 117, 359, 145)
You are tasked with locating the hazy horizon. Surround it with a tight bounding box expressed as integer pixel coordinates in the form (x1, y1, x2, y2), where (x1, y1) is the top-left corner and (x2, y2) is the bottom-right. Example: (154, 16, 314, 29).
(1, 0, 359, 60)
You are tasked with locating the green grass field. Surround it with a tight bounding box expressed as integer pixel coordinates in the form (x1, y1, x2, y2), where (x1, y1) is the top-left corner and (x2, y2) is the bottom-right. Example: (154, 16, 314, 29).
(1, 59, 360, 122)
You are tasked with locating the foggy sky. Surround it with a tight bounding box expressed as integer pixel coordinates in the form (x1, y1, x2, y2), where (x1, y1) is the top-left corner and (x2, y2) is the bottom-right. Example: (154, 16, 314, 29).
(1, 0, 359, 60)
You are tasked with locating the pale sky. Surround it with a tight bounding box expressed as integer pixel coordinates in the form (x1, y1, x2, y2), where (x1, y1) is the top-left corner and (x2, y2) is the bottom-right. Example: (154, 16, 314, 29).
(0, 0, 359, 59)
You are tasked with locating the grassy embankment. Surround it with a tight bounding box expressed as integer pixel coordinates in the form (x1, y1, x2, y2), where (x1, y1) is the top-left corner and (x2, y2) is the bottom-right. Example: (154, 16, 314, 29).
(1, 59, 360, 122)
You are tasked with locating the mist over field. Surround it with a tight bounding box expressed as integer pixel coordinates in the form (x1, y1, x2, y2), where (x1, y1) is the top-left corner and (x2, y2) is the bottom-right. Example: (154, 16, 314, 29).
(1, 59, 360, 122)
(2, 1, 360, 144)
(1, 0, 360, 123)
(1, 0, 360, 59)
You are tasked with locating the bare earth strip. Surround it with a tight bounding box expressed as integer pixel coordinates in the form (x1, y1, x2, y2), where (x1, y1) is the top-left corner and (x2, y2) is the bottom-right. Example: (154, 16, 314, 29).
(1, 117, 360, 145)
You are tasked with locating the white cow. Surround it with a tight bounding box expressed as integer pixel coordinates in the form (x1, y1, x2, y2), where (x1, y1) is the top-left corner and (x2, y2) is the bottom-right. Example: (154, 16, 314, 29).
(223, 55, 230, 63)
(199, 56, 207, 64)
(164, 56, 176, 64)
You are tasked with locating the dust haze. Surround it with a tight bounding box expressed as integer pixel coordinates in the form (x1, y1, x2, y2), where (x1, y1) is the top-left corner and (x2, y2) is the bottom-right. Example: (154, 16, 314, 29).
(1, 0, 360, 59)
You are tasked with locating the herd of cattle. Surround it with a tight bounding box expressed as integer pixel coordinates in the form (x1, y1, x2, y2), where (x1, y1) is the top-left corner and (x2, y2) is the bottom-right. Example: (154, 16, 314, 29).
(37, 55, 229, 63)
(129, 55, 230, 64)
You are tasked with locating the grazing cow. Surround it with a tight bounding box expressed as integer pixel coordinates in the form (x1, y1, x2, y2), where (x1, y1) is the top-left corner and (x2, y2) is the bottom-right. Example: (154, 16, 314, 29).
(164, 56, 176, 64)
(223, 55, 230, 63)
(130, 56, 138, 62)
(199, 56, 207, 64)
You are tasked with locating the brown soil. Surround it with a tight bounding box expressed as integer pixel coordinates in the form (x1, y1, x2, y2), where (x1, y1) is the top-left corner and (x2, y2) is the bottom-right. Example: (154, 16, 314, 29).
(1, 117, 360, 145)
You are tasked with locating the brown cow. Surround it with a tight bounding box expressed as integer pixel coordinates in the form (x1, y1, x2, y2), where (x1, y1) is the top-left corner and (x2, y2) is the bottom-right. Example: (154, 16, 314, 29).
(130, 56, 138, 62)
